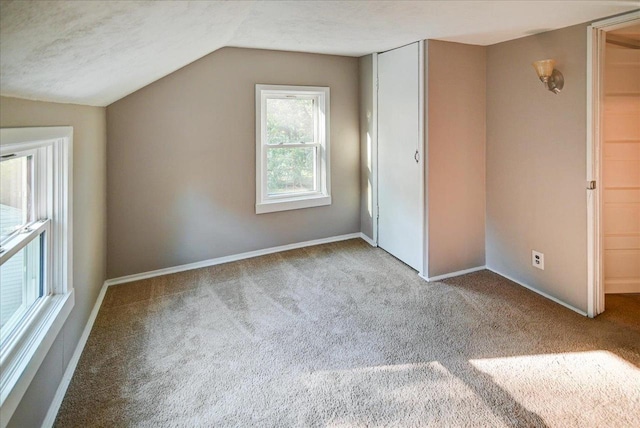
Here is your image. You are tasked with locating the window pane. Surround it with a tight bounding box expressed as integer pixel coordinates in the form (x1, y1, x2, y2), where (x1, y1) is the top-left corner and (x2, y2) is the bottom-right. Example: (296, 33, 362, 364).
(267, 147, 316, 195)
(266, 98, 314, 145)
(0, 234, 43, 338)
(0, 155, 32, 241)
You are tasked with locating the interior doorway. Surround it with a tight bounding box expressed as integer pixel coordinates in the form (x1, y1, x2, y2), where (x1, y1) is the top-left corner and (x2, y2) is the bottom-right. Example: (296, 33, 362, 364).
(587, 11, 640, 317)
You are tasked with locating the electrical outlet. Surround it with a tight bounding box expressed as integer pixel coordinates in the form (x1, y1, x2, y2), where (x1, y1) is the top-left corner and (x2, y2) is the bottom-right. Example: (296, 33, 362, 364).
(532, 250, 544, 270)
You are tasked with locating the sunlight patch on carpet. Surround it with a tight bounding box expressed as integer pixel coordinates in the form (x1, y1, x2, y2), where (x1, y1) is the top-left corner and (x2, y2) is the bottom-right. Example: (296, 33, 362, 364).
(469, 350, 640, 426)
(305, 361, 508, 427)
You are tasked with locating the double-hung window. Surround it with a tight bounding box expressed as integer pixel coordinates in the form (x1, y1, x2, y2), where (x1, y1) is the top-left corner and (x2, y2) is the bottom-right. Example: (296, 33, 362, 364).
(255, 85, 331, 214)
(1, 149, 48, 343)
(0, 127, 73, 420)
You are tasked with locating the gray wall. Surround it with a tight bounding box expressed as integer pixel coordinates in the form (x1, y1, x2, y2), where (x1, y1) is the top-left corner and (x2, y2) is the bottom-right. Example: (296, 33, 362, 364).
(0, 96, 107, 427)
(107, 47, 360, 279)
(486, 23, 589, 312)
(359, 54, 374, 240)
(426, 40, 487, 277)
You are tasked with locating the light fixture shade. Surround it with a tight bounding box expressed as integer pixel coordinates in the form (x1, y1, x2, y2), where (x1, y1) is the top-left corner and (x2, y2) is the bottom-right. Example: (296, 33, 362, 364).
(532, 59, 556, 78)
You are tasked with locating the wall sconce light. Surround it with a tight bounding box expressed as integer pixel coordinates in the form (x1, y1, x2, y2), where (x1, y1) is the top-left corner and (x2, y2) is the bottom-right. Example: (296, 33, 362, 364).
(532, 59, 564, 94)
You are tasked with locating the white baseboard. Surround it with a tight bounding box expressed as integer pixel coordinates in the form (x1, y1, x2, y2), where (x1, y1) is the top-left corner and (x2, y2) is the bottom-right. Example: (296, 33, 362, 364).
(419, 266, 486, 282)
(106, 232, 364, 286)
(486, 267, 587, 317)
(41, 282, 108, 428)
(359, 232, 377, 247)
(605, 278, 640, 294)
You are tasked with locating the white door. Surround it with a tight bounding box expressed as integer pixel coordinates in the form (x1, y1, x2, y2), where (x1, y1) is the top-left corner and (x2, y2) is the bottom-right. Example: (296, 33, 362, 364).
(377, 42, 423, 272)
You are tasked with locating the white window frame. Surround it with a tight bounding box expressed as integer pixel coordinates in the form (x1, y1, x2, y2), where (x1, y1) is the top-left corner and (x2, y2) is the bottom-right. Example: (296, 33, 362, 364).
(0, 127, 73, 425)
(255, 84, 331, 214)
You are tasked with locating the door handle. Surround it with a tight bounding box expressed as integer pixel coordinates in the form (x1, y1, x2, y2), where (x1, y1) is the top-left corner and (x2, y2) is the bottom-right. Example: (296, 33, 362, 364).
(414, 150, 420, 163)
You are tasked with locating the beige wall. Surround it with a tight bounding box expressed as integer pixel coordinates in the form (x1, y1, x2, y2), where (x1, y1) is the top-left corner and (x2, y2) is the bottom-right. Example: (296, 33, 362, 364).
(603, 42, 640, 293)
(0, 97, 107, 427)
(486, 23, 589, 311)
(359, 54, 375, 240)
(427, 40, 486, 277)
(107, 47, 360, 278)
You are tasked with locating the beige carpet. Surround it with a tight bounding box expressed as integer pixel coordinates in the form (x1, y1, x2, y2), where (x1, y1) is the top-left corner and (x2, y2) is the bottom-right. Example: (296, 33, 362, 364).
(55, 239, 640, 427)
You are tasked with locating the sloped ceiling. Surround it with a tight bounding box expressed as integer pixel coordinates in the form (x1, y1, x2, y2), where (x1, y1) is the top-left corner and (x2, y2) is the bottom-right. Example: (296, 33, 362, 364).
(0, 0, 637, 106)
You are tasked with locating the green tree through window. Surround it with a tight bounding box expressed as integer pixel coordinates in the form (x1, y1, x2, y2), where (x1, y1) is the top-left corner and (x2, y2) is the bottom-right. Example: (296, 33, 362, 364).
(266, 98, 316, 194)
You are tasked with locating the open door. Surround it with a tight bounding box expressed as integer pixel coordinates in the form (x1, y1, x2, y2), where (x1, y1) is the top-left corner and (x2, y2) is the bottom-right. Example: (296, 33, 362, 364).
(587, 11, 640, 317)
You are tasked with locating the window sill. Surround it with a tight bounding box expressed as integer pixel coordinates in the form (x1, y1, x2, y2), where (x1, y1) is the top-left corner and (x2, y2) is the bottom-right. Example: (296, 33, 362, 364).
(256, 195, 331, 214)
(0, 290, 74, 423)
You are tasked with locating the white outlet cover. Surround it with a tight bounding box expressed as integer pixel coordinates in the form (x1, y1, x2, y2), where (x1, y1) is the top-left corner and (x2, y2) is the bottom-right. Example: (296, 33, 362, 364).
(532, 250, 544, 270)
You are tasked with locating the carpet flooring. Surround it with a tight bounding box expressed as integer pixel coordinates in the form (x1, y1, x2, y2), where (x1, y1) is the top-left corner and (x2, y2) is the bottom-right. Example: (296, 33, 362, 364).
(55, 239, 640, 427)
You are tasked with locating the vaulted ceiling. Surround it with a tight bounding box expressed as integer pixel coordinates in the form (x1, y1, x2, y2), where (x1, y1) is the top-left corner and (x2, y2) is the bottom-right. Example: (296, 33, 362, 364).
(1, 1, 637, 106)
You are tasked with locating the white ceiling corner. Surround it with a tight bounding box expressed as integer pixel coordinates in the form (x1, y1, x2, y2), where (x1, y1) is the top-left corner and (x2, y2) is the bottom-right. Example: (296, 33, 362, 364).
(1, 0, 638, 107)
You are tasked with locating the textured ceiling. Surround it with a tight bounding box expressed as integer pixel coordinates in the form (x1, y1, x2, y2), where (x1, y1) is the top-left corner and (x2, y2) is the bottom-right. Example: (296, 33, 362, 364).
(1, 1, 638, 106)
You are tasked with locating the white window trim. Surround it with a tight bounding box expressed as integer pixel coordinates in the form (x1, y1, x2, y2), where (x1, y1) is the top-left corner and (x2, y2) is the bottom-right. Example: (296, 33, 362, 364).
(255, 84, 331, 214)
(0, 127, 73, 426)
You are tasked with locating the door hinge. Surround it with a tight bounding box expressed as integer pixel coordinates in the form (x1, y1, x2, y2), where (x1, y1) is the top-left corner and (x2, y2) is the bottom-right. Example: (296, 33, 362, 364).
(587, 180, 596, 190)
